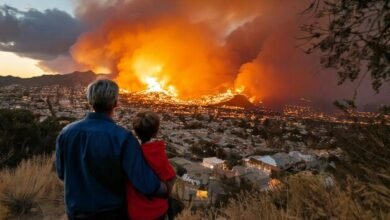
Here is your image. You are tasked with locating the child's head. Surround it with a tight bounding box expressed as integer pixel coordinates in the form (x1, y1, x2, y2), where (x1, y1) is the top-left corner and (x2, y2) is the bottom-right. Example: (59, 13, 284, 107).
(132, 111, 160, 143)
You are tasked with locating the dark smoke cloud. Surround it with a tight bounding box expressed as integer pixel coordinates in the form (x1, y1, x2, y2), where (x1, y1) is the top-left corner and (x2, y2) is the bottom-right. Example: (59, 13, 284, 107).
(225, 16, 269, 70)
(37, 55, 88, 73)
(0, 5, 82, 60)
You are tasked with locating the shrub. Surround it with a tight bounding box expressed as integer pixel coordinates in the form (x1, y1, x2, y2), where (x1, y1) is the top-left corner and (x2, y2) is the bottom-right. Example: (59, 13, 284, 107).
(0, 155, 63, 219)
(0, 109, 62, 168)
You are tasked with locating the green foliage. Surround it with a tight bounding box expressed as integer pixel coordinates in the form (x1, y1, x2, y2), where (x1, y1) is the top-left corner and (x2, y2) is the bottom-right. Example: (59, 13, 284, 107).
(301, 0, 390, 93)
(0, 109, 62, 167)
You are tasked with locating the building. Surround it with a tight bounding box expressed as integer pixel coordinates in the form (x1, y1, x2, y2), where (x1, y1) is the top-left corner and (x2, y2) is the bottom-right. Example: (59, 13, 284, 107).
(202, 157, 225, 169)
(289, 151, 314, 162)
(272, 152, 296, 170)
(196, 189, 208, 199)
(170, 157, 211, 185)
(245, 155, 277, 173)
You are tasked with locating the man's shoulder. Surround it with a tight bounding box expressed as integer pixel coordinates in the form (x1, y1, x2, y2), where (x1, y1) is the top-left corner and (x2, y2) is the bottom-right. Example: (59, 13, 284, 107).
(61, 117, 130, 138)
(61, 118, 84, 133)
(110, 123, 132, 138)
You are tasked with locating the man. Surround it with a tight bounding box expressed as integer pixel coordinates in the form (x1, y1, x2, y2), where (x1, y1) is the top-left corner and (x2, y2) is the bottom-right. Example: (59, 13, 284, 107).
(56, 79, 169, 220)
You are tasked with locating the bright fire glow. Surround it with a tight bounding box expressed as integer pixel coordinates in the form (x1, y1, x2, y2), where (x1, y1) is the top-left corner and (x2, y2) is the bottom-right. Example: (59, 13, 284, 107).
(145, 77, 164, 92)
(235, 86, 245, 94)
(71, 18, 238, 99)
(144, 76, 178, 97)
(70, 2, 267, 102)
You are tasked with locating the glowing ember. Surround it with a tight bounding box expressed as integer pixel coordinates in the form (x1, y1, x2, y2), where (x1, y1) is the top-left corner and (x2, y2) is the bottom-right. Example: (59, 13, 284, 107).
(144, 76, 178, 97)
(235, 86, 245, 94)
(145, 77, 164, 92)
(120, 84, 256, 107)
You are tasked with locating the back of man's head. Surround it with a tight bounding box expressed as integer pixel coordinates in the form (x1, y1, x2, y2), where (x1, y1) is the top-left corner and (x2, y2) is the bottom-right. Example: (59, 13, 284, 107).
(87, 79, 119, 113)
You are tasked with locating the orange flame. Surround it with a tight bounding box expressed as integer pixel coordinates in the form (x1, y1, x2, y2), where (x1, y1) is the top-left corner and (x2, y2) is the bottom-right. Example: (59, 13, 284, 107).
(69, 1, 281, 102)
(72, 18, 238, 99)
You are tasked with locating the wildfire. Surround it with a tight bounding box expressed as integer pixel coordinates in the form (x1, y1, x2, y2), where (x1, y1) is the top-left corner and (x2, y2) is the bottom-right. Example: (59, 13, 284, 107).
(116, 56, 249, 104)
(70, 0, 272, 102)
(144, 76, 178, 97)
(120, 80, 256, 106)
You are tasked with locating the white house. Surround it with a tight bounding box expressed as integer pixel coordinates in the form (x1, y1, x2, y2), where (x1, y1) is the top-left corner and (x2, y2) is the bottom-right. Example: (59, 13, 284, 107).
(245, 155, 277, 173)
(202, 157, 225, 169)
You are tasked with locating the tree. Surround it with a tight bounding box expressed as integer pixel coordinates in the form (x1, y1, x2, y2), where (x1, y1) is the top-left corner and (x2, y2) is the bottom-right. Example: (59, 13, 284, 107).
(0, 109, 63, 167)
(301, 0, 389, 96)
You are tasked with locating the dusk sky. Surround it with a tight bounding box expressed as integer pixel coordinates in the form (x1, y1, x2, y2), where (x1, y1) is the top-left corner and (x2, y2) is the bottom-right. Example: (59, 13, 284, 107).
(0, 0, 74, 77)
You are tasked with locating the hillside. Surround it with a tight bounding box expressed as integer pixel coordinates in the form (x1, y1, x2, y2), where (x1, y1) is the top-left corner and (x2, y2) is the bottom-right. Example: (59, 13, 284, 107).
(213, 94, 256, 109)
(0, 71, 113, 87)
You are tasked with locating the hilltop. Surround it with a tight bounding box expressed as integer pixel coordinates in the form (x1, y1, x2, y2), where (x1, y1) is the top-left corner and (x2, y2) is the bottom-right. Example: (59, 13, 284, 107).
(0, 71, 114, 87)
(213, 94, 256, 109)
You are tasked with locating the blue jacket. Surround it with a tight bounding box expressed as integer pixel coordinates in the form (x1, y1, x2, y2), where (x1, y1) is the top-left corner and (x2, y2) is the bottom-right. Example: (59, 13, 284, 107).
(55, 112, 160, 216)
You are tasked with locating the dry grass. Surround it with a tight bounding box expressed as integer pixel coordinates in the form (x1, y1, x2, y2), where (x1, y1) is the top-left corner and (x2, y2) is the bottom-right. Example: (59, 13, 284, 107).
(177, 173, 389, 220)
(0, 155, 63, 219)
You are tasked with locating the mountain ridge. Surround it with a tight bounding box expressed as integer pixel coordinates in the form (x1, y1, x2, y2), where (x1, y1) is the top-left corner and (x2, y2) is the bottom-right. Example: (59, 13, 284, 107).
(0, 71, 114, 87)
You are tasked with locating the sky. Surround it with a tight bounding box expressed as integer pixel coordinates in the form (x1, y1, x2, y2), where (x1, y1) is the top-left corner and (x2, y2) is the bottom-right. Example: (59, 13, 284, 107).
(0, 0, 74, 77)
(0, 0, 74, 14)
(0, 0, 388, 107)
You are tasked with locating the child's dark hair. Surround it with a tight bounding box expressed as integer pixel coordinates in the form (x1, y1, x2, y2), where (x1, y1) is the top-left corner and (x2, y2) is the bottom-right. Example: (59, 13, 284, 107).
(132, 111, 160, 143)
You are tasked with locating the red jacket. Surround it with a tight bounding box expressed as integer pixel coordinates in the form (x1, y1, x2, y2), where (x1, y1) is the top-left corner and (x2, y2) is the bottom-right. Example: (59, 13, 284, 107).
(126, 140, 176, 219)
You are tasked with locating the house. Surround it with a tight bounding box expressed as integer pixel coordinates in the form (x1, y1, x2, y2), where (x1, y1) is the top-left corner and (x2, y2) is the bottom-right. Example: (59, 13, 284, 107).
(196, 189, 208, 199)
(232, 165, 247, 177)
(272, 152, 296, 170)
(288, 151, 315, 162)
(245, 153, 299, 172)
(202, 157, 225, 169)
(245, 155, 277, 172)
(170, 157, 211, 184)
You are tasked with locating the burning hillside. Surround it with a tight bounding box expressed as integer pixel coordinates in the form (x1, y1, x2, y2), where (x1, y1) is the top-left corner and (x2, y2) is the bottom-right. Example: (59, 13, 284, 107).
(121, 87, 250, 107)
(71, 0, 249, 99)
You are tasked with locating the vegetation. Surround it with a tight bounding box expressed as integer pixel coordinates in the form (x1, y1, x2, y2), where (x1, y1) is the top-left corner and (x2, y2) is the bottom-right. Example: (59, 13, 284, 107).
(178, 171, 389, 220)
(189, 140, 226, 159)
(177, 121, 390, 219)
(0, 109, 62, 168)
(301, 0, 389, 94)
(0, 156, 63, 219)
(0, 122, 387, 219)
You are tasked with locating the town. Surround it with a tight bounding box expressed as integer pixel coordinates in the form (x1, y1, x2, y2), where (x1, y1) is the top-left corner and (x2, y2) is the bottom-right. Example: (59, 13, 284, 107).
(0, 84, 386, 207)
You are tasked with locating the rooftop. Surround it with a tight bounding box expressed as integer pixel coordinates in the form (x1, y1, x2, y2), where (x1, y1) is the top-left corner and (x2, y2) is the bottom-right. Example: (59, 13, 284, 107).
(203, 157, 225, 165)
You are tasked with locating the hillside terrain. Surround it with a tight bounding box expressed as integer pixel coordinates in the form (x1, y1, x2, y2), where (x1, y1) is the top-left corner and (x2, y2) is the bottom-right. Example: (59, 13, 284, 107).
(0, 71, 113, 87)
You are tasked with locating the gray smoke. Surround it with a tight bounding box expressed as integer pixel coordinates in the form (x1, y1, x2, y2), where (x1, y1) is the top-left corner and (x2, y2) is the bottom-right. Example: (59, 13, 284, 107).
(0, 5, 82, 60)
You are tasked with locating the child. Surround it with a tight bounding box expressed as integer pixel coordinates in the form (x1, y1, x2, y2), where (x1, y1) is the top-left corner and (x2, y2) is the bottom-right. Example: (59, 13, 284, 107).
(126, 111, 176, 220)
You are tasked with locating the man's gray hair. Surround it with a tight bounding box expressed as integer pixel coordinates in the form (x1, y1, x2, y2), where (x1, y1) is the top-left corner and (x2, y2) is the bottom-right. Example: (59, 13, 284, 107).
(86, 79, 119, 112)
